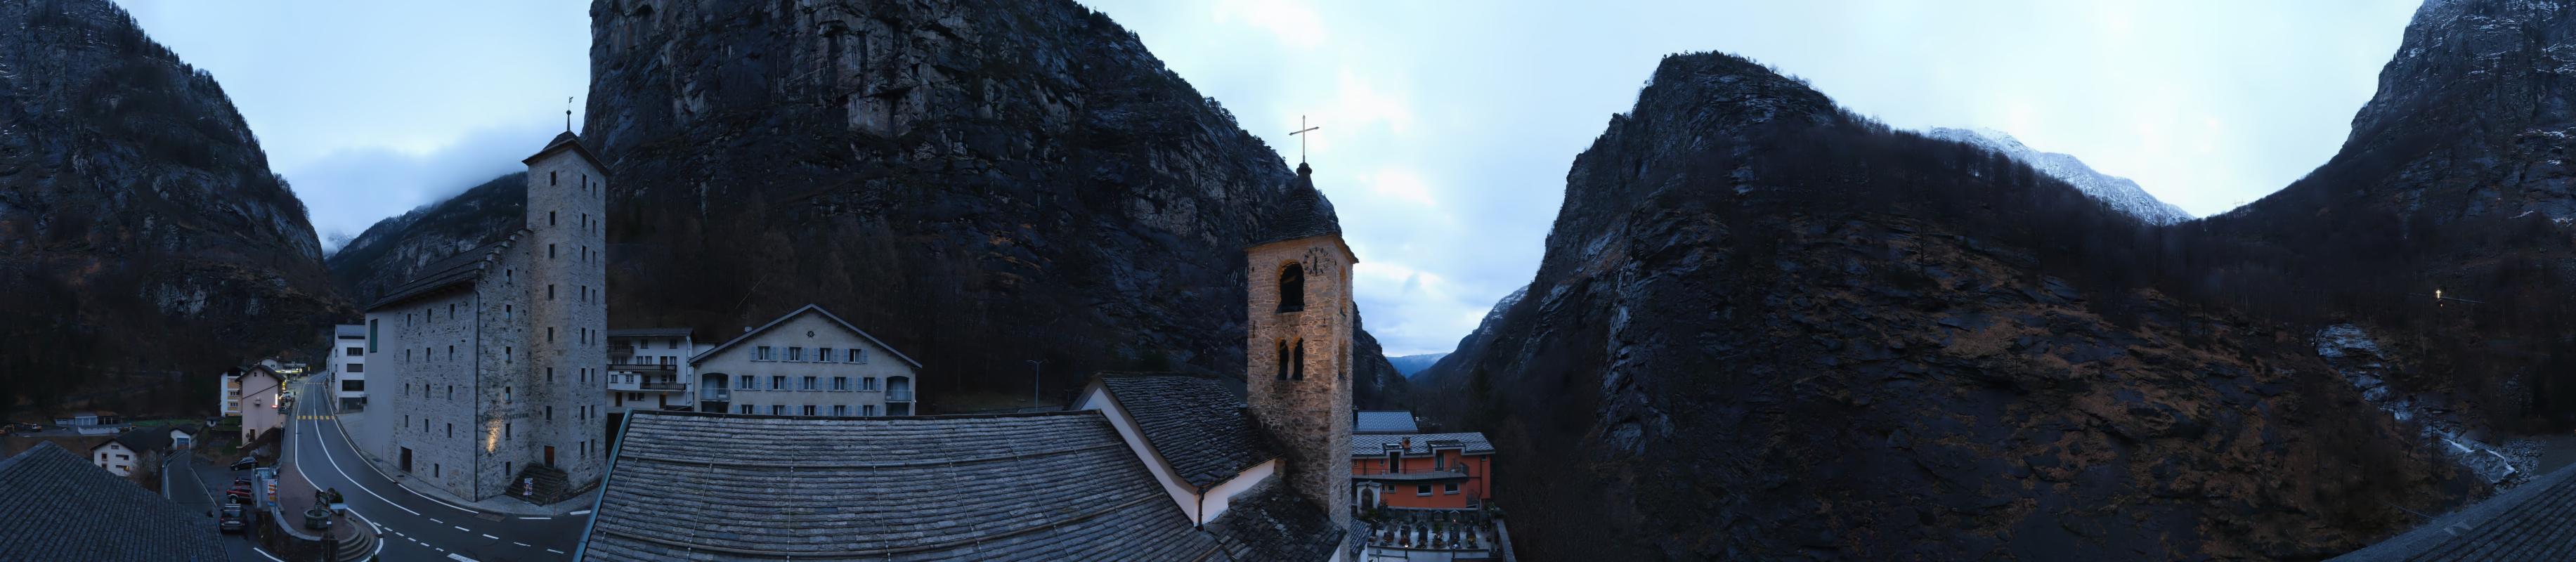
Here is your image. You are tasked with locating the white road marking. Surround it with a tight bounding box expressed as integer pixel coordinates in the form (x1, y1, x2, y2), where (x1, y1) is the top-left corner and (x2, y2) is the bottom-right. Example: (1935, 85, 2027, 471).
(547, 549, 566, 554)
(519, 516, 552, 520)
(307, 414, 422, 516)
(253, 547, 287, 562)
(431, 518, 445, 523)
(483, 534, 500, 540)
(312, 395, 480, 515)
(514, 542, 532, 547)
(569, 509, 592, 515)
(455, 525, 471, 532)
(448, 554, 480, 562)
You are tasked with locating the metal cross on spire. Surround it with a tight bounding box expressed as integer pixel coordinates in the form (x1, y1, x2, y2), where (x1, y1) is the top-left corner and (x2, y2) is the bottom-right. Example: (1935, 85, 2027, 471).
(1289, 115, 1320, 164)
(565, 97, 575, 133)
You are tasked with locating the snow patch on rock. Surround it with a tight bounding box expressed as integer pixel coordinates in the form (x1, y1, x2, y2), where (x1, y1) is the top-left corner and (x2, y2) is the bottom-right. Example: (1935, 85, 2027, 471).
(2315, 323, 2539, 486)
(1927, 127, 2195, 226)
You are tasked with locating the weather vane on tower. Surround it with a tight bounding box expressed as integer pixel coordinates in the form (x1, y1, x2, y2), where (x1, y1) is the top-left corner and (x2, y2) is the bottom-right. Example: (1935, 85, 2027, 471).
(1289, 115, 1320, 164)
(566, 96, 575, 133)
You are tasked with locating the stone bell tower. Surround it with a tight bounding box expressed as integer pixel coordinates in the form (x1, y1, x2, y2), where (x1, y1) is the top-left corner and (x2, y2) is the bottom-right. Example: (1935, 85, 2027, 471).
(1245, 162, 1355, 527)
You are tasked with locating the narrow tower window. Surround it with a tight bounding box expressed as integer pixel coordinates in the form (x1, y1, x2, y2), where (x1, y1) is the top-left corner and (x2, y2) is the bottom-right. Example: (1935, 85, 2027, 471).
(1277, 263, 1306, 313)
(1275, 341, 1290, 380)
(1292, 339, 1306, 380)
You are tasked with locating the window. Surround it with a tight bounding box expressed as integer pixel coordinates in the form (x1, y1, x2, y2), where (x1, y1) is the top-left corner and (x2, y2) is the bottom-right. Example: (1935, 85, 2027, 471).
(863, 405, 876, 417)
(769, 405, 785, 415)
(1277, 263, 1306, 312)
(367, 320, 379, 352)
(547, 367, 555, 382)
(434, 464, 441, 478)
(757, 346, 772, 360)
(1444, 483, 1460, 495)
(802, 376, 817, 390)
(833, 377, 848, 391)
(1275, 341, 1289, 380)
(445, 423, 453, 438)
(447, 386, 454, 400)
(771, 376, 786, 390)
(847, 349, 862, 362)
(819, 348, 834, 362)
(739, 405, 754, 414)
(546, 406, 554, 421)
(346, 346, 363, 357)
(1292, 340, 1306, 380)
(549, 244, 557, 259)
(802, 405, 816, 416)
(505, 422, 512, 440)
(505, 346, 512, 362)
(549, 285, 557, 300)
(551, 171, 557, 185)
(342, 380, 364, 392)
(346, 363, 364, 374)
(788, 346, 803, 361)
(505, 305, 512, 320)
(403, 414, 410, 429)
(505, 386, 512, 403)
(448, 345, 455, 361)
(1434, 454, 1446, 470)
(613, 393, 622, 407)
(739, 374, 755, 389)
(863, 377, 877, 391)
(549, 327, 555, 342)
(1417, 485, 1432, 497)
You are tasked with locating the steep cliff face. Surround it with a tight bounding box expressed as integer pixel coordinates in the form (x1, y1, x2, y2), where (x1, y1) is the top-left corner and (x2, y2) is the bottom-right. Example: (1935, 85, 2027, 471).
(2204, 0, 2576, 432)
(325, 173, 526, 305)
(340, 0, 1397, 409)
(1415, 53, 2466, 560)
(0, 0, 342, 408)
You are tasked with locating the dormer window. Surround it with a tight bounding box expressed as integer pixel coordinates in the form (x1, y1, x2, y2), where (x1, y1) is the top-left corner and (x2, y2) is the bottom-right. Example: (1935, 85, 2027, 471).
(1277, 263, 1305, 313)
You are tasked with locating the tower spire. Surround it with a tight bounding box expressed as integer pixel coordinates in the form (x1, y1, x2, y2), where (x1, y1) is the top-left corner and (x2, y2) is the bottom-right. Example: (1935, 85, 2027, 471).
(566, 96, 575, 133)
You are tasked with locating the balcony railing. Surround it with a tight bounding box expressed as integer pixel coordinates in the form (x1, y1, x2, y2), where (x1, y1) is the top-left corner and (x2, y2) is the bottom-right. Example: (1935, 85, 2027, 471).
(700, 388, 730, 401)
(612, 363, 676, 374)
(887, 389, 913, 402)
(639, 381, 687, 391)
(608, 345, 635, 356)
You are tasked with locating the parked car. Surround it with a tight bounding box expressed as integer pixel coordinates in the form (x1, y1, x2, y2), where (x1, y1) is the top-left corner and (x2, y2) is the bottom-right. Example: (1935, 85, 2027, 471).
(225, 488, 254, 499)
(229, 457, 257, 471)
(219, 505, 247, 533)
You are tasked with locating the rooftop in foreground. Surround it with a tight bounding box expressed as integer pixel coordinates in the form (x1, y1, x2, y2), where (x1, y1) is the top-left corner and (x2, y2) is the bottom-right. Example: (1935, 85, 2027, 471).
(2334, 459, 2576, 561)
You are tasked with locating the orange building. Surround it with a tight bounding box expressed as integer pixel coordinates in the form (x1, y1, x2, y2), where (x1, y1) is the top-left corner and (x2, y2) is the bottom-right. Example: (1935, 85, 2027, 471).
(1350, 432, 1493, 510)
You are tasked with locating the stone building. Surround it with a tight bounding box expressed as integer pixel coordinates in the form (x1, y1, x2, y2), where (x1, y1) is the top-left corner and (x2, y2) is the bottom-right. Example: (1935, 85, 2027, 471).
(360, 131, 609, 502)
(330, 324, 368, 410)
(575, 165, 1360, 561)
(688, 305, 921, 417)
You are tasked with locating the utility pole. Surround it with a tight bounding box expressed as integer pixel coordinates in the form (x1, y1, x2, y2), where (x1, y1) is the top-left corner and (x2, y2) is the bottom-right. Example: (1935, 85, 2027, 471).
(1027, 360, 1043, 408)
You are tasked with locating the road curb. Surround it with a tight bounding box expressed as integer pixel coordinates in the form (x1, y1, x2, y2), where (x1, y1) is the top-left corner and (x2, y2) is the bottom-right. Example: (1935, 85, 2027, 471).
(312, 381, 583, 519)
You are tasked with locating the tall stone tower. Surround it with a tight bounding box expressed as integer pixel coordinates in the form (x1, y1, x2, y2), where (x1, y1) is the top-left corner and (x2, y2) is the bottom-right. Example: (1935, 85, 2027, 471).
(1245, 162, 1355, 527)
(519, 131, 609, 488)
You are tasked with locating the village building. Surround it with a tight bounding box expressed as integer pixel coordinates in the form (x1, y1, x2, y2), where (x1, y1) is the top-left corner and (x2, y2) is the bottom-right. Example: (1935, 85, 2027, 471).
(360, 131, 609, 503)
(687, 305, 920, 418)
(577, 164, 1360, 561)
(0, 443, 224, 560)
(1351, 432, 1494, 510)
(1354, 410, 1421, 434)
(605, 328, 696, 417)
(330, 323, 368, 410)
(85, 428, 176, 478)
(51, 410, 127, 436)
(231, 365, 286, 443)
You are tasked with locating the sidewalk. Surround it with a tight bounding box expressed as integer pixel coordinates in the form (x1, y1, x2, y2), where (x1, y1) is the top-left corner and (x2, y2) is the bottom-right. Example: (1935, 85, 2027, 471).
(330, 407, 598, 517)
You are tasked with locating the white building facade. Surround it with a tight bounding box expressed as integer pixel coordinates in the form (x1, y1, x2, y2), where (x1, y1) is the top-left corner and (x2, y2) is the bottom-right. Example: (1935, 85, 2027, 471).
(607, 328, 695, 415)
(330, 324, 367, 410)
(690, 305, 921, 417)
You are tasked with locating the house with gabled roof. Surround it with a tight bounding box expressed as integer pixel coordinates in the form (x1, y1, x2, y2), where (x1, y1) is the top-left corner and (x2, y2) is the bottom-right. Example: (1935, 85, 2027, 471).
(686, 304, 922, 418)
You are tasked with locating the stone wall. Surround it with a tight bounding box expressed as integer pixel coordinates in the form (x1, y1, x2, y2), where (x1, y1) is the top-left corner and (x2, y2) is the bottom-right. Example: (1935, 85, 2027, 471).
(519, 145, 611, 492)
(1244, 237, 1355, 528)
(377, 287, 483, 499)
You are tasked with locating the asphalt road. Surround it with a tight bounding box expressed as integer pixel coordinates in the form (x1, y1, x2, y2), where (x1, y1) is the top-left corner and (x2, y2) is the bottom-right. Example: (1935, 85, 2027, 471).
(282, 378, 589, 561)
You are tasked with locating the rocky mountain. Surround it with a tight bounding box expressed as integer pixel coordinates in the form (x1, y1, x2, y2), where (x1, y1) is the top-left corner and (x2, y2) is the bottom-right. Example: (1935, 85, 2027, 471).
(1412, 53, 2468, 560)
(1926, 127, 2192, 225)
(1387, 353, 1448, 377)
(327, 0, 1406, 410)
(0, 0, 343, 412)
(325, 172, 526, 304)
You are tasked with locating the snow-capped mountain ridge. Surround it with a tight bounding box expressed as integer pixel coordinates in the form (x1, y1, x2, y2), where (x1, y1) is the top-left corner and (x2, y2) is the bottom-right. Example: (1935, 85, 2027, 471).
(1927, 127, 2194, 226)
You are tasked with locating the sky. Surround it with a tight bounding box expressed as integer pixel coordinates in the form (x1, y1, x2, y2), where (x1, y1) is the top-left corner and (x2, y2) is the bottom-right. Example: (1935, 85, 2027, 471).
(114, 1, 2425, 357)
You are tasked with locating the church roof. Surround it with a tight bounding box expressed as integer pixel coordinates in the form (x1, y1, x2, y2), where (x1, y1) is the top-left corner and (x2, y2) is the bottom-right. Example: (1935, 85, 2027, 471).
(689, 304, 922, 368)
(1246, 163, 1345, 248)
(1093, 373, 1279, 489)
(1202, 482, 1349, 562)
(1353, 410, 1420, 434)
(579, 410, 1239, 561)
(0, 443, 225, 561)
(364, 231, 525, 311)
(524, 131, 610, 173)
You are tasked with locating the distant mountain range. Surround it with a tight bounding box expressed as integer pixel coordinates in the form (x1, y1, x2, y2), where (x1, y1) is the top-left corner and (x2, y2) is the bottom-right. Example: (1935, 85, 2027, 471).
(1926, 127, 2194, 225)
(1387, 353, 1448, 377)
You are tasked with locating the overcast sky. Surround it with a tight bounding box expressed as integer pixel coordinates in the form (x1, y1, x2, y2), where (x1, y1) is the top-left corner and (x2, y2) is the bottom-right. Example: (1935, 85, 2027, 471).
(115, 1, 2425, 357)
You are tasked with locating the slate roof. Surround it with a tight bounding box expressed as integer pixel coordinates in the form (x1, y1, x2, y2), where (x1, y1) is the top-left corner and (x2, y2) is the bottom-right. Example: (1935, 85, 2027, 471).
(526, 131, 611, 172)
(108, 427, 171, 454)
(606, 327, 693, 338)
(691, 304, 923, 368)
(1354, 410, 1420, 434)
(1350, 432, 1495, 457)
(580, 410, 1238, 561)
(365, 233, 521, 311)
(334, 324, 366, 338)
(1095, 373, 1280, 489)
(2334, 459, 2576, 561)
(1248, 163, 1344, 247)
(1202, 481, 1348, 561)
(0, 443, 224, 561)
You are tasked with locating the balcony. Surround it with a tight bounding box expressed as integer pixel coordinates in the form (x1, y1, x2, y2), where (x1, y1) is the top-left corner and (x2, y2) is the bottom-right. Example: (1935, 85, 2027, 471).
(887, 389, 913, 402)
(639, 381, 688, 392)
(608, 345, 635, 357)
(1355, 466, 1471, 483)
(611, 362, 676, 374)
(700, 388, 730, 402)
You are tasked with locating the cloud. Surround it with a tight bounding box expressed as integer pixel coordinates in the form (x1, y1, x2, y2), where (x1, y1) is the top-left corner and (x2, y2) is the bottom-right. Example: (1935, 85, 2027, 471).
(288, 124, 559, 253)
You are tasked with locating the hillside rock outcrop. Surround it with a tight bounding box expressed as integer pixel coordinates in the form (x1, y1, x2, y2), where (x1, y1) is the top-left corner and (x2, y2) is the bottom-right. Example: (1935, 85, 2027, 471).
(0, 0, 342, 404)
(1415, 53, 2467, 560)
